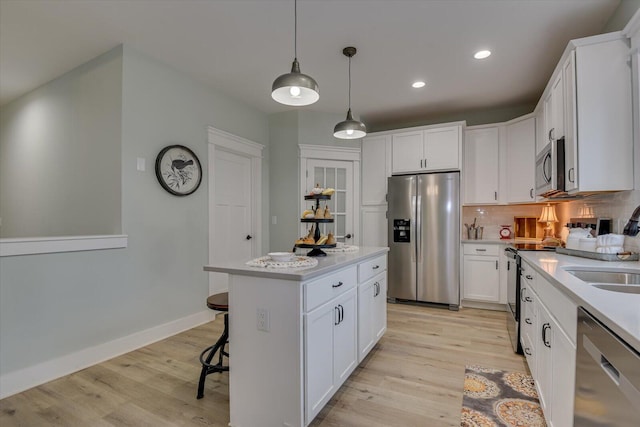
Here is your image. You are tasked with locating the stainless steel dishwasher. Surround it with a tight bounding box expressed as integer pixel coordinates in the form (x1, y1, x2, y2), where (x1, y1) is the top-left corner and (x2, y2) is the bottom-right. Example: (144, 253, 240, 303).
(574, 307, 640, 426)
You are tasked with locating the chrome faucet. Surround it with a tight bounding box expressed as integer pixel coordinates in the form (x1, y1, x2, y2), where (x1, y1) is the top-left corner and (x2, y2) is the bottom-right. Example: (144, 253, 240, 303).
(623, 205, 640, 236)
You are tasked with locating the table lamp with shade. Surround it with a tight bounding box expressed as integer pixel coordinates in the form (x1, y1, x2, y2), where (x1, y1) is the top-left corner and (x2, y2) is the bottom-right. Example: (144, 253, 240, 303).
(539, 203, 559, 245)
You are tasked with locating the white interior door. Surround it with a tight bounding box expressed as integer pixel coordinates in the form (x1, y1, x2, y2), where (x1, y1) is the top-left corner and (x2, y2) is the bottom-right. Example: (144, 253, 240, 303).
(215, 149, 252, 257)
(208, 127, 263, 297)
(303, 159, 354, 244)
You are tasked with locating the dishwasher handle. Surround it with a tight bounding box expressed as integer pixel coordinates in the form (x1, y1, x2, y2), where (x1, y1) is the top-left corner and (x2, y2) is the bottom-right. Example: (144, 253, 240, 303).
(583, 334, 640, 405)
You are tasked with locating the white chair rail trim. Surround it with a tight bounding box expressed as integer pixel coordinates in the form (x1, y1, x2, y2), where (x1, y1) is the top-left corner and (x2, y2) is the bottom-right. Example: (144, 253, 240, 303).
(0, 234, 128, 257)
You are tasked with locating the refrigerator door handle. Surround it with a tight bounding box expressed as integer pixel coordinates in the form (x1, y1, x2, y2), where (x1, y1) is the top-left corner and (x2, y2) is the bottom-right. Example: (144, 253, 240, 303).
(410, 195, 417, 263)
(416, 194, 422, 262)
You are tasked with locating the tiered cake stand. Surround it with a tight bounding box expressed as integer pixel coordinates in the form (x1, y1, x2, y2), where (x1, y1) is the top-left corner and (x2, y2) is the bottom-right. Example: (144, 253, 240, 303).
(296, 194, 336, 257)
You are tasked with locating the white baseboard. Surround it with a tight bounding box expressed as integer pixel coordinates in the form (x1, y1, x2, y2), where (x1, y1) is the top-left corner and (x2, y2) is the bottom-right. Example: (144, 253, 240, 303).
(461, 300, 508, 311)
(0, 309, 215, 399)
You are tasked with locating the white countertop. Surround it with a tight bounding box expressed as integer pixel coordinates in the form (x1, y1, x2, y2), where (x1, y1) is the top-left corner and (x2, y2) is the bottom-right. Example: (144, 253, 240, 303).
(461, 238, 543, 245)
(204, 246, 389, 281)
(519, 251, 640, 352)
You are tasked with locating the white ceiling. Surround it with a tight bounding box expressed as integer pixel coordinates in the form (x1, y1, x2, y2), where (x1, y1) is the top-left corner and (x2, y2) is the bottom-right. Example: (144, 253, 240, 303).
(0, 0, 627, 131)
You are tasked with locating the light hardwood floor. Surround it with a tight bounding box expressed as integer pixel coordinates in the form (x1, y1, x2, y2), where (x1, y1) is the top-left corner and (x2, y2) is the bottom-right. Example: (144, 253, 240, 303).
(0, 304, 527, 427)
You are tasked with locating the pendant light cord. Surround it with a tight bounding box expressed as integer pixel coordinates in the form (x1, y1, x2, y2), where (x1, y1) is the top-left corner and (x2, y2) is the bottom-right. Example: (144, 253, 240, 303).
(294, 0, 297, 60)
(348, 55, 352, 110)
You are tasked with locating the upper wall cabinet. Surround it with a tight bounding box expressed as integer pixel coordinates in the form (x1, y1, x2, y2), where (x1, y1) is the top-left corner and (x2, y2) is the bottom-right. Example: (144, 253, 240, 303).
(506, 116, 536, 203)
(391, 124, 462, 174)
(361, 135, 391, 206)
(538, 32, 633, 196)
(463, 126, 500, 205)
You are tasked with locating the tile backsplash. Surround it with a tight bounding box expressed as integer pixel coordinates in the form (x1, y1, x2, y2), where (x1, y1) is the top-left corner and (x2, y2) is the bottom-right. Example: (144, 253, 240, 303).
(463, 189, 640, 252)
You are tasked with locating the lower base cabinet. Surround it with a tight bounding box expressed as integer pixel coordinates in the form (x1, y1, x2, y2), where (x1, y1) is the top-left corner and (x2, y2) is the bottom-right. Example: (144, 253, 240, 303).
(520, 260, 576, 427)
(305, 287, 358, 424)
(357, 272, 387, 362)
(462, 243, 503, 303)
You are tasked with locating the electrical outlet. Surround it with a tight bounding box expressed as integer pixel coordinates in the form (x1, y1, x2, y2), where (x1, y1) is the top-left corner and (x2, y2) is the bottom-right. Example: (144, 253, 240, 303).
(257, 308, 270, 332)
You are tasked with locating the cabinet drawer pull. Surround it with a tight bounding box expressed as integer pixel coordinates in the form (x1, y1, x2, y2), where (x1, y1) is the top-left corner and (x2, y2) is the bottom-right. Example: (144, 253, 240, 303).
(542, 323, 551, 348)
(420, 159, 423, 168)
(525, 296, 532, 302)
(372, 265, 380, 270)
(568, 167, 575, 183)
(374, 282, 379, 297)
(494, 191, 498, 200)
(334, 306, 340, 325)
(524, 348, 532, 356)
(525, 318, 532, 325)
(332, 281, 344, 288)
(530, 188, 534, 199)
(475, 248, 487, 252)
(495, 260, 499, 270)
(526, 275, 533, 280)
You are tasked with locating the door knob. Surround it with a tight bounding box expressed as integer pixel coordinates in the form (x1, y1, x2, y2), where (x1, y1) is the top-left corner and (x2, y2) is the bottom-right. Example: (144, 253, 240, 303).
(345, 233, 352, 239)
(246, 235, 253, 240)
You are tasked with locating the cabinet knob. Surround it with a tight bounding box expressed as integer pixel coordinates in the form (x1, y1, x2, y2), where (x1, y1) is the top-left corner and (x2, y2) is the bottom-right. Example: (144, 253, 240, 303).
(373, 265, 380, 270)
(525, 318, 532, 325)
(524, 348, 532, 356)
(246, 235, 253, 240)
(526, 275, 533, 280)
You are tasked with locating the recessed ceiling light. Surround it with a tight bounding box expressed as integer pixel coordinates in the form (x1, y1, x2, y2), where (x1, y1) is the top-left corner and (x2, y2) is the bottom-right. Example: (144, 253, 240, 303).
(412, 81, 426, 88)
(474, 50, 491, 59)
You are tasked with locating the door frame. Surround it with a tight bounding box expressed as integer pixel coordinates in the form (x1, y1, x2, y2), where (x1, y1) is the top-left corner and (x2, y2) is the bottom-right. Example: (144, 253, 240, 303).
(208, 126, 264, 294)
(299, 144, 361, 245)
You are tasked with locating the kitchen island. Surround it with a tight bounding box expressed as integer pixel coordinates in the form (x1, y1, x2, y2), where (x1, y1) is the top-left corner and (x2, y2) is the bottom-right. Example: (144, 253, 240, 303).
(204, 247, 388, 427)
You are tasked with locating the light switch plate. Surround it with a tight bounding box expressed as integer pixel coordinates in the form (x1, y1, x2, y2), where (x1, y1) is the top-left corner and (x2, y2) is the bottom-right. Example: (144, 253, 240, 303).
(136, 157, 146, 172)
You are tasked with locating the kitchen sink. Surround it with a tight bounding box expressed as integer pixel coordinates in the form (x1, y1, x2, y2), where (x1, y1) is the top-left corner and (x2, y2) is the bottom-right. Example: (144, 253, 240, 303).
(592, 284, 640, 294)
(565, 269, 640, 285)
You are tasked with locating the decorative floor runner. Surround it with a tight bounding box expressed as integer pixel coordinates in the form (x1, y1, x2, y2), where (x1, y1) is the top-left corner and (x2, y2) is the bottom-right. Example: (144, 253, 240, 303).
(461, 365, 546, 427)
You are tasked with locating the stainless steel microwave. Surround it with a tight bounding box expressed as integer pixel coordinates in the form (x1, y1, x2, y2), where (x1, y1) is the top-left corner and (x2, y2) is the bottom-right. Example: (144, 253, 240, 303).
(535, 138, 565, 197)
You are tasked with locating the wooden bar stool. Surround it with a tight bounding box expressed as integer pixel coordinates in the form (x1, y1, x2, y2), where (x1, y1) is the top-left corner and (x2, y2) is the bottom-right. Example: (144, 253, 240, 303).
(196, 292, 229, 399)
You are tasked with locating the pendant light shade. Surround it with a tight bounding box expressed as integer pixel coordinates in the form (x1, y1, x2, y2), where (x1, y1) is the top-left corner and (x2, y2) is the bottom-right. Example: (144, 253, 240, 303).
(334, 47, 366, 139)
(271, 0, 319, 106)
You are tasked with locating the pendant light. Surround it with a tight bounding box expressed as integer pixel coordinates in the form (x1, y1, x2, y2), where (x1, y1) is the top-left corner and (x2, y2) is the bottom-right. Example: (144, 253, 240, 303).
(271, 0, 319, 106)
(334, 47, 366, 139)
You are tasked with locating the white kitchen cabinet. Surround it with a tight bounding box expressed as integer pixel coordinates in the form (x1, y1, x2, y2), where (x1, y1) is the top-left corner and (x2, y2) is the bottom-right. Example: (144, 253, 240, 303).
(562, 51, 577, 193)
(305, 286, 358, 424)
(462, 244, 501, 303)
(537, 33, 633, 196)
(543, 71, 564, 148)
(391, 124, 462, 174)
(520, 259, 576, 427)
(463, 126, 499, 204)
(505, 116, 536, 203)
(360, 206, 387, 247)
(361, 135, 391, 205)
(357, 271, 387, 362)
(361, 134, 390, 248)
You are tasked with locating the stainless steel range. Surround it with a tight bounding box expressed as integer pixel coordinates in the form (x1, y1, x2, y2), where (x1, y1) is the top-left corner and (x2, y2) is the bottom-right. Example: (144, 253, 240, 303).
(504, 244, 555, 354)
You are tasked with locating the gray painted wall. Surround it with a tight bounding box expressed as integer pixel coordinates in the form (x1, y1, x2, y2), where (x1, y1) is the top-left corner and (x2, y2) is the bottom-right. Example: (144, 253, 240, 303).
(0, 45, 269, 377)
(268, 110, 361, 252)
(0, 47, 122, 238)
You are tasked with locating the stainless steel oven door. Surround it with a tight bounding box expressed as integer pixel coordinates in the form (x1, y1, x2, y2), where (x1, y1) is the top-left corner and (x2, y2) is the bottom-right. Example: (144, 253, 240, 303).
(505, 248, 522, 354)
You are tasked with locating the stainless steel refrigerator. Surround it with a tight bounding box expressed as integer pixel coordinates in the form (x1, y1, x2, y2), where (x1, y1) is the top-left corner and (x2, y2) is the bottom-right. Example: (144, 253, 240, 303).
(387, 172, 460, 309)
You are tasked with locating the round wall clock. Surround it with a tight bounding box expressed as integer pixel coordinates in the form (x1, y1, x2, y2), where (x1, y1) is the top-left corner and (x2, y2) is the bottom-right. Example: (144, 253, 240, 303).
(155, 145, 202, 196)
